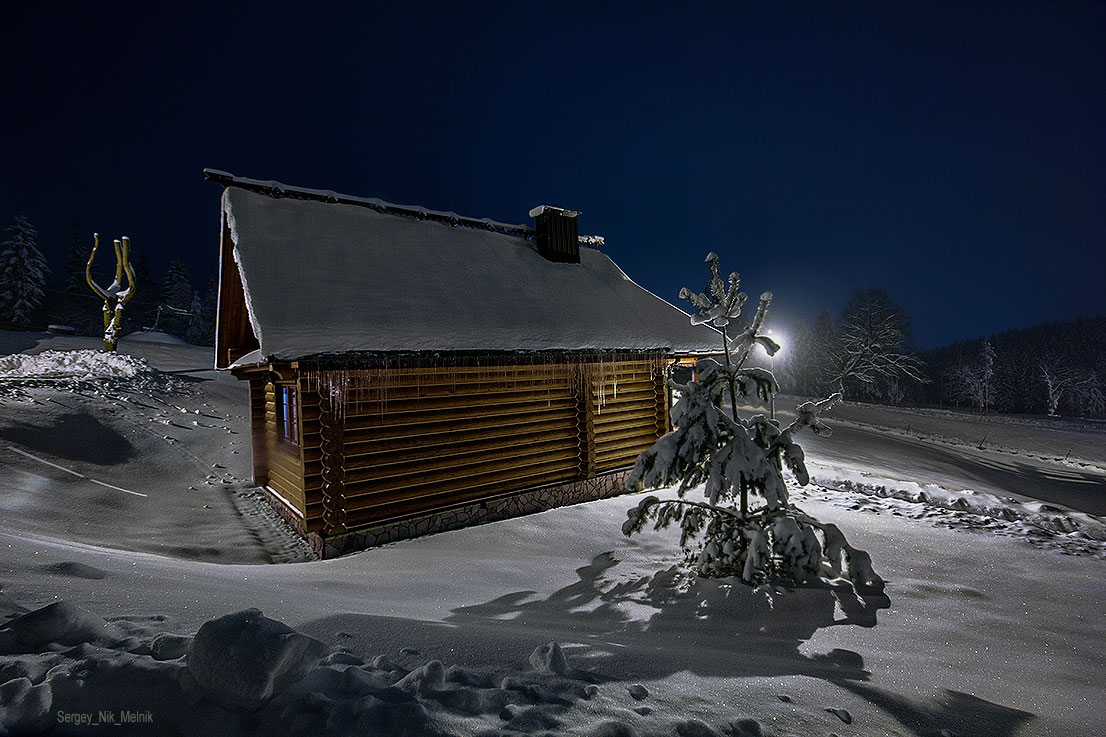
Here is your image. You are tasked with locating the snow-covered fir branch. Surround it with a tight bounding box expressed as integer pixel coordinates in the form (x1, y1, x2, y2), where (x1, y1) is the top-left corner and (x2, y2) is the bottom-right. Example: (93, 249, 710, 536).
(623, 252, 882, 589)
(0, 216, 50, 326)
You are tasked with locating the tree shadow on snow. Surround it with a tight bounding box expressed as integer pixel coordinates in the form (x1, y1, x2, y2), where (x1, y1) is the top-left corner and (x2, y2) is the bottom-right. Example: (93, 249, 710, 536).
(0, 412, 135, 465)
(439, 551, 889, 684)
(301, 552, 889, 686)
(298, 553, 1035, 735)
(835, 681, 1036, 737)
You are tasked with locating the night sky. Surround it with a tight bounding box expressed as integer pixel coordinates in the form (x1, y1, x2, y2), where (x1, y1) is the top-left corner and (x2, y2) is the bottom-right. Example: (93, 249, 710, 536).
(2, 1, 1103, 348)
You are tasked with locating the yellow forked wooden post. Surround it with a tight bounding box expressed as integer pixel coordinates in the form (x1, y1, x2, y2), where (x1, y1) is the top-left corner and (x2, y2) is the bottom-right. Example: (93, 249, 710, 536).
(86, 233, 138, 351)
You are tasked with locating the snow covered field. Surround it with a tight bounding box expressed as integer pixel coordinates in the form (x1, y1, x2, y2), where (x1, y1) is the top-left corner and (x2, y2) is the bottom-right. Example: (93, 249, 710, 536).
(1, 332, 1103, 736)
(807, 398, 1106, 471)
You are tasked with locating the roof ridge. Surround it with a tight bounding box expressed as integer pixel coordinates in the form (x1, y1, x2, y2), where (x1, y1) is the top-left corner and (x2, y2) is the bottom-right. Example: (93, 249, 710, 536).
(204, 169, 604, 246)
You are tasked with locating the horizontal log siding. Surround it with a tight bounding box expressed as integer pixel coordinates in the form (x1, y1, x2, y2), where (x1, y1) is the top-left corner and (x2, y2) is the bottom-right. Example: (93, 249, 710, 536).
(591, 360, 666, 472)
(297, 357, 667, 533)
(263, 378, 309, 523)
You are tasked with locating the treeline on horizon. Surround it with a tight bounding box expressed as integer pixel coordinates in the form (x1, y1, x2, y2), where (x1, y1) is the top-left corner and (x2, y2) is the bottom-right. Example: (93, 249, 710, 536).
(775, 313, 1106, 420)
(910, 316, 1106, 418)
(40, 265, 217, 347)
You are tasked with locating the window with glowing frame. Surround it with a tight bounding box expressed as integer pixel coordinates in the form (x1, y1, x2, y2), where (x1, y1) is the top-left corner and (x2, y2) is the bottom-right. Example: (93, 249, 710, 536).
(276, 385, 299, 447)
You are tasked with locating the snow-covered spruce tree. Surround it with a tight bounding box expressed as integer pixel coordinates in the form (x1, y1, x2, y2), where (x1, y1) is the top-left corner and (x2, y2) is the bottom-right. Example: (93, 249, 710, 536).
(0, 216, 50, 326)
(64, 223, 88, 294)
(161, 258, 195, 311)
(623, 252, 883, 591)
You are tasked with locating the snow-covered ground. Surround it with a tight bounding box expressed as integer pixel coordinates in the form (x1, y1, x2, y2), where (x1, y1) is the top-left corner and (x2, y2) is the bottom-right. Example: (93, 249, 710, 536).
(772, 399, 1106, 518)
(805, 397, 1106, 471)
(0, 332, 306, 564)
(1, 332, 1103, 736)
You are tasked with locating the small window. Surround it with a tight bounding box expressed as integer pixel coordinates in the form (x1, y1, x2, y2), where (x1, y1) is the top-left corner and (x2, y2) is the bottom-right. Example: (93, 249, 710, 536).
(276, 385, 299, 447)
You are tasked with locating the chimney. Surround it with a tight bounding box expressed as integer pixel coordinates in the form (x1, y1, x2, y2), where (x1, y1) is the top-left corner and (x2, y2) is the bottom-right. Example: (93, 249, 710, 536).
(529, 205, 580, 264)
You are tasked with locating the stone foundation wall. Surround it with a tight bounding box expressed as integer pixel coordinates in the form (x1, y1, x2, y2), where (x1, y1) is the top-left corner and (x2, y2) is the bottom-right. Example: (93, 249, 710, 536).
(263, 469, 633, 559)
(260, 487, 313, 549)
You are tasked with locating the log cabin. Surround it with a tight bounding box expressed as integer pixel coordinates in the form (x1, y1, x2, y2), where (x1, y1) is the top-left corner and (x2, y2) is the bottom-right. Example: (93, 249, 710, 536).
(205, 170, 719, 557)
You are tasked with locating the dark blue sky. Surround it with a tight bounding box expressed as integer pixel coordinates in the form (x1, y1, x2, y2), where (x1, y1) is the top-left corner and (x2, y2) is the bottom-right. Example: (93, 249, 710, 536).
(2, 1, 1103, 348)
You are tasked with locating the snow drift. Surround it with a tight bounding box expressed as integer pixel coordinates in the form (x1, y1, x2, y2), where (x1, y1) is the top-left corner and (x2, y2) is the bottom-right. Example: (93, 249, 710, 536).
(0, 349, 177, 398)
(0, 602, 750, 737)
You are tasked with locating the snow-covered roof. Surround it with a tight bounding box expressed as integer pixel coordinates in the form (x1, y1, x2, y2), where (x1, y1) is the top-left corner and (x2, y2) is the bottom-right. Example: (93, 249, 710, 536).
(217, 180, 720, 363)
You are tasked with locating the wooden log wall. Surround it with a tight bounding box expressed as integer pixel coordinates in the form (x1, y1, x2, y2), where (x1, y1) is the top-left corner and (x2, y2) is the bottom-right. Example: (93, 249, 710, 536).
(591, 358, 669, 473)
(262, 376, 309, 524)
(290, 356, 666, 535)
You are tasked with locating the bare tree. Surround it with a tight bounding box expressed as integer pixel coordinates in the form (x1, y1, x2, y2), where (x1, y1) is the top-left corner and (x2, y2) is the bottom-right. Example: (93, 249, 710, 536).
(86, 233, 137, 351)
(1039, 356, 1103, 417)
(1072, 371, 1105, 417)
(825, 289, 925, 396)
(950, 340, 995, 413)
(1038, 357, 1076, 416)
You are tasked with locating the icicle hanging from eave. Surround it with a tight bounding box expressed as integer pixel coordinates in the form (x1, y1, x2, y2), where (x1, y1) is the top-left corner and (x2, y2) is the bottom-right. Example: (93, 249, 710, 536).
(297, 349, 664, 432)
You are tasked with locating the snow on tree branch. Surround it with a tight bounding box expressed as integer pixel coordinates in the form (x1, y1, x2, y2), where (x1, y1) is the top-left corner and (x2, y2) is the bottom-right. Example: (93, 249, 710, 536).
(624, 253, 882, 589)
(824, 288, 927, 396)
(0, 216, 50, 326)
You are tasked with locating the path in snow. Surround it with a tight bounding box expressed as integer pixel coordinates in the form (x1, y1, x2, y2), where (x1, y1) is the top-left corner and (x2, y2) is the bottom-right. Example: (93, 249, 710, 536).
(801, 420, 1106, 516)
(0, 332, 309, 564)
(806, 396, 1106, 469)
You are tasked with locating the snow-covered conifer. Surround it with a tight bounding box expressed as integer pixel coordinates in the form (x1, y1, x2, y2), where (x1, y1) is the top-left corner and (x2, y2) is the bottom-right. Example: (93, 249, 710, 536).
(1073, 371, 1105, 417)
(161, 259, 195, 310)
(63, 224, 88, 294)
(0, 216, 50, 326)
(184, 293, 207, 345)
(624, 253, 883, 590)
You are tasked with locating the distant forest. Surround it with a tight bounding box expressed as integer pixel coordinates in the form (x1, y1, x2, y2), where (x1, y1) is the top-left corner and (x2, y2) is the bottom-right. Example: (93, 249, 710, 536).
(37, 252, 217, 347)
(908, 316, 1106, 418)
(775, 312, 1106, 420)
(41, 267, 218, 347)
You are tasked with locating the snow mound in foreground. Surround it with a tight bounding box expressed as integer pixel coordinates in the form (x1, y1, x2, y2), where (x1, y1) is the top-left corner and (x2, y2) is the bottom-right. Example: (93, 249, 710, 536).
(188, 609, 330, 711)
(0, 349, 147, 379)
(5, 602, 769, 737)
(0, 349, 176, 398)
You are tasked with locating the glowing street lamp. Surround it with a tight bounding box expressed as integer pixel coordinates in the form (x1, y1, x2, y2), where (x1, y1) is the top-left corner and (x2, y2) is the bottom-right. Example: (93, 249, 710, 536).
(765, 328, 786, 356)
